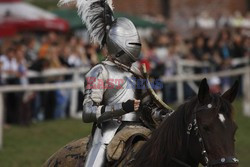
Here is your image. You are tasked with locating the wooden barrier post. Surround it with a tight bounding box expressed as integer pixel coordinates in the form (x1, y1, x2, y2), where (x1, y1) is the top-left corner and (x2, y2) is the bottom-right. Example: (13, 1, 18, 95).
(243, 67, 250, 117)
(176, 61, 184, 104)
(70, 71, 80, 118)
(0, 93, 3, 150)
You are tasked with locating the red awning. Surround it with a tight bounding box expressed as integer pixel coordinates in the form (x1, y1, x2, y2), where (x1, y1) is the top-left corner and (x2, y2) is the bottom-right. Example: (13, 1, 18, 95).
(0, 1, 69, 37)
(0, 25, 17, 37)
(0, 19, 69, 37)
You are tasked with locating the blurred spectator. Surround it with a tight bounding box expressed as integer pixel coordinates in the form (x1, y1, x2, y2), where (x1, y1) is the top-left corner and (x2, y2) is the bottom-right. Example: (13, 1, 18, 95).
(85, 44, 98, 66)
(16, 45, 33, 125)
(196, 11, 216, 29)
(162, 44, 179, 103)
(243, 37, 250, 58)
(139, 40, 152, 72)
(25, 37, 37, 67)
(209, 77, 221, 93)
(0, 47, 18, 83)
(59, 46, 73, 68)
(216, 30, 233, 62)
(0, 47, 19, 124)
(231, 33, 245, 59)
(216, 30, 233, 91)
(0, 61, 2, 85)
(191, 35, 206, 61)
(38, 32, 57, 59)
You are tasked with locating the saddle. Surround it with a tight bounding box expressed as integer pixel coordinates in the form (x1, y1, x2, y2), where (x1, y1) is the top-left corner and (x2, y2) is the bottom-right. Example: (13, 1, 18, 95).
(43, 126, 151, 167)
(107, 125, 151, 166)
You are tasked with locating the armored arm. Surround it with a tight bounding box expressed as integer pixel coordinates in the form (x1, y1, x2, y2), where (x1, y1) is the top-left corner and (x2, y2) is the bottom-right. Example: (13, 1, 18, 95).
(82, 64, 106, 123)
(96, 100, 134, 123)
(82, 64, 135, 123)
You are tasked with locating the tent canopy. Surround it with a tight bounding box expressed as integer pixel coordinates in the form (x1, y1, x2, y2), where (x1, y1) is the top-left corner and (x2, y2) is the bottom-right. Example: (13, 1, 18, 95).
(0, 1, 69, 37)
(52, 8, 166, 30)
(52, 9, 83, 30)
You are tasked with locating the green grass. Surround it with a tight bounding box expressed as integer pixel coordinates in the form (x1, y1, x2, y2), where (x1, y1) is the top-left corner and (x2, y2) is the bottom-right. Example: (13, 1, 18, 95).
(0, 99, 249, 167)
(0, 119, 91, 167)
(234, 101, 250, 167)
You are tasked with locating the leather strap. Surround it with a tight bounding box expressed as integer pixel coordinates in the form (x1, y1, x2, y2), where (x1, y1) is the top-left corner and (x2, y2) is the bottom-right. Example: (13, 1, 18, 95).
(209, 156, 239, 166)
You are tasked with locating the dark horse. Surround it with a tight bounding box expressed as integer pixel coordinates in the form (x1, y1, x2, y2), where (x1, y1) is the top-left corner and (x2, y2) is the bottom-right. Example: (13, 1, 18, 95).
(44, 79, 239, 167)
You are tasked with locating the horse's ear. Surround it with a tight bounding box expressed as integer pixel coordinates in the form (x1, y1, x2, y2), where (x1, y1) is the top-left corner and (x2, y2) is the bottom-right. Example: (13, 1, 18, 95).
(221, 80, 239, 103)
(198, 78, 211, 104)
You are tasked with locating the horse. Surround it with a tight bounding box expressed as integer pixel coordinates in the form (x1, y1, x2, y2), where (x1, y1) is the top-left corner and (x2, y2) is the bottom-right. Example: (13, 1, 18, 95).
(44, 78, 239, 167)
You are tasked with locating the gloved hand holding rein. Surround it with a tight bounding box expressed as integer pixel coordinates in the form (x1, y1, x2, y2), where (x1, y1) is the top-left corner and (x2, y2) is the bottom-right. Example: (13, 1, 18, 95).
(101, 99, 140, 114)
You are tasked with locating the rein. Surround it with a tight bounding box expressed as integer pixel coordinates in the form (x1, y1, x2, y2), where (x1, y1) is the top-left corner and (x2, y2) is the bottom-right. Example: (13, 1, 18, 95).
(171, 103, 239, 167)
(111, 59, 174, 111)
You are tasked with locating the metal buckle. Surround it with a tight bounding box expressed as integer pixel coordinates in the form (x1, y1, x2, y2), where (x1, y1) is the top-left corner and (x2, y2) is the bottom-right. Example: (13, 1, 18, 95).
(193, 119, 197, 125)
(220, 158, 226, 163)
(187, 123, 192, 131)
(117, 116, 122, 123)
(187, 123, 192, 134)
(204, 156, 209, 164)
(232, 157, 239, 163)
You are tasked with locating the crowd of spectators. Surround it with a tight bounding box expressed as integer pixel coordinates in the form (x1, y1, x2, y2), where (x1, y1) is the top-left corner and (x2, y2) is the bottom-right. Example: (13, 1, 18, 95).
(0, 26, 249, 125)
(188, 11, 250, 29)
(0, 32, 102, 125)
(142, 27, 249, 102)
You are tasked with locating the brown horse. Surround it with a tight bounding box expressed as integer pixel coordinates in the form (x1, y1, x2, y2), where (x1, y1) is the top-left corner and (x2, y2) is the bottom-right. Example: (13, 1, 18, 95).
(44, 78, 239, 167)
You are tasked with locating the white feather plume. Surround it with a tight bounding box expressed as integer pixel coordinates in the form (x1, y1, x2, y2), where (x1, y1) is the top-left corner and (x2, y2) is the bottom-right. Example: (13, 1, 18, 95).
(58, 0, 114, 45)
(106, 0, 114, 10)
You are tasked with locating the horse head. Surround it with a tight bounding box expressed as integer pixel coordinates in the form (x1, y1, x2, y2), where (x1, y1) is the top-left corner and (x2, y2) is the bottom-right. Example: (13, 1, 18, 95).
(134, 78, 239, 167)
(188, 78, 239, 167)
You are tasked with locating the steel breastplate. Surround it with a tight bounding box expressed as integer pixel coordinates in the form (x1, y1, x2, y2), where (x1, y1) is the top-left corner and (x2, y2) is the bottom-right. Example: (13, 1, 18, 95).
(99, 62, 140, 144)
(102, 62, 140, 122)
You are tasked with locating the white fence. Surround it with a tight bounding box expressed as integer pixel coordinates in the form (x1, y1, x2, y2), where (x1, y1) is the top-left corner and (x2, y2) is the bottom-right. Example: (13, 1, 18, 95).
(165, 57, 250, 104)
(0, 58, 249, 149)
(0, 67, 89, 149)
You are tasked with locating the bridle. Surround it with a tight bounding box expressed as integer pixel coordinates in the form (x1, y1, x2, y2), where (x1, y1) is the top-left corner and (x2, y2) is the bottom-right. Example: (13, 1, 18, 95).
(172, 103, 239, 167)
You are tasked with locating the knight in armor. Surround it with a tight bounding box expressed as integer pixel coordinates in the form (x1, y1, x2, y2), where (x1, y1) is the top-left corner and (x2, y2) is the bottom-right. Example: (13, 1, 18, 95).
(58, 0, 170, 166)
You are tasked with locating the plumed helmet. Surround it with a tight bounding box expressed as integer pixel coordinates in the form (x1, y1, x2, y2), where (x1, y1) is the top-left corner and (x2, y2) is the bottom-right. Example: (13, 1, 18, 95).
(58, 0, 141, 66)
(106, 17, 141, 66)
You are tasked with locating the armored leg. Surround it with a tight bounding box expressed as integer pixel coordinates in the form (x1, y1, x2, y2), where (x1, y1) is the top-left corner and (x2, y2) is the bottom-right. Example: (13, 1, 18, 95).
(85, 128, 107, 167)
(85, 143, 106, 167)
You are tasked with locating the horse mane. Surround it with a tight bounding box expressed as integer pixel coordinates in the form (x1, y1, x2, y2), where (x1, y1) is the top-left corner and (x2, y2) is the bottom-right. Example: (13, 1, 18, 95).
(134, 94, 233, 167)
(134, 97, 197, 167)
